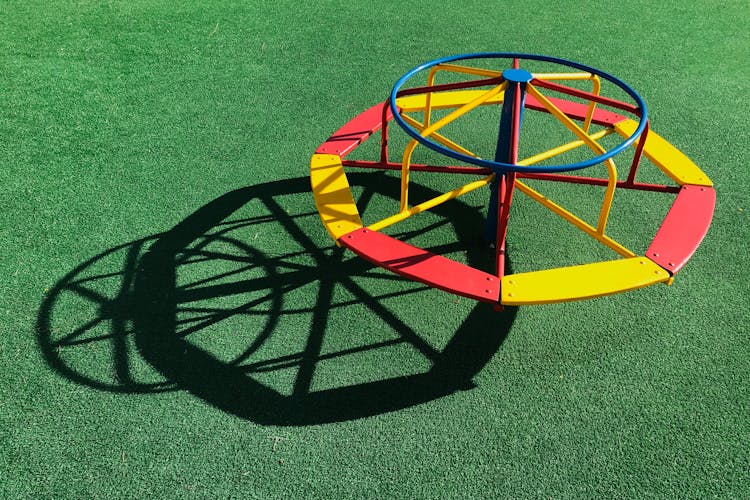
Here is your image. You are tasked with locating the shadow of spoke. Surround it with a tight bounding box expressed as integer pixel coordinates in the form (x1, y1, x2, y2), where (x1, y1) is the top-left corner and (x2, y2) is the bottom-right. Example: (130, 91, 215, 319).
(37, 175, 516, 425)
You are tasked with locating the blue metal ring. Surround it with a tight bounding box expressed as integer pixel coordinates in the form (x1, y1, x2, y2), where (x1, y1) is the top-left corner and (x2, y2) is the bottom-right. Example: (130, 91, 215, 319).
(389, 53, 648, 174)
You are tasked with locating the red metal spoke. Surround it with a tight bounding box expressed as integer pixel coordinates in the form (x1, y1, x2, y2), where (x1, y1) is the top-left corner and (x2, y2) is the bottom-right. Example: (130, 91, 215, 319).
(531, 78, 640, 115)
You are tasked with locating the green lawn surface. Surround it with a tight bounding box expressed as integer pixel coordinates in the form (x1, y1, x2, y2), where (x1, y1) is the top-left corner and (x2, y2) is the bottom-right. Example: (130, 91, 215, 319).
(2, 0, 748, 497)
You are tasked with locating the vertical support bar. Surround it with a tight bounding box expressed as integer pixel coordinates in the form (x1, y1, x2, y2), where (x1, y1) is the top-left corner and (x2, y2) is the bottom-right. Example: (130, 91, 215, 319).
(380, 101, 392, 164)
(495, 171, 517, 276)
(424, 65, 441, 128)
(625, 120, 649, 186)
(484, 83, 518, 242)
(484, 69, 531, 257)
(582, 75, 601, 133)
(400, 140, 419, 212)
(495, 70, 523, 277)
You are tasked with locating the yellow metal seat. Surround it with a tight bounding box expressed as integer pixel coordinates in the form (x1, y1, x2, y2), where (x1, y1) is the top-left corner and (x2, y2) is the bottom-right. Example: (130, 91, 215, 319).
(614, 119, 712, 187)
(500, 258, 670, 305)
(310, 154, 363, 241)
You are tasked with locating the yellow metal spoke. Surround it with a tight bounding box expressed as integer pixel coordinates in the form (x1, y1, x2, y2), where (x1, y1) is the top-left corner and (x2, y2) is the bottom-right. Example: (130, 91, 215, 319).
(400, 82, 506, 211)
(517, 129, 613, 167)
(531, 72, 595, 81)
(514, 180, 634, 258)
(526, 84, 617, 234)
(372, 174, 495, 232)
(424, 64, 504, 125)
(421, 81, 508, 138)
(530, 73, 601, 132)
(401, 112, 478, 158)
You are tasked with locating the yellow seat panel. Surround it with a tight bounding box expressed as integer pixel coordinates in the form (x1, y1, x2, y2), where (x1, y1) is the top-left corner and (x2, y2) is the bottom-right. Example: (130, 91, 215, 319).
(614, 119, 712, 187)
(310, 154, 363, 241)
(396, 90, 505, 112)
(500, 257, 670, 305)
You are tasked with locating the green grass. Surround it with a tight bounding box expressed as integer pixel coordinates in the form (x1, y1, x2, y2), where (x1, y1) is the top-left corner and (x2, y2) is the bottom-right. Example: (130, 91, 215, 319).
(2, 0, 749, 497)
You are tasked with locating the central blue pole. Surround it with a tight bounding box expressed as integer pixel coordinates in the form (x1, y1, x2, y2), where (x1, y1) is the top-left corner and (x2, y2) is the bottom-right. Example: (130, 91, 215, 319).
(484, 68, 532, 243)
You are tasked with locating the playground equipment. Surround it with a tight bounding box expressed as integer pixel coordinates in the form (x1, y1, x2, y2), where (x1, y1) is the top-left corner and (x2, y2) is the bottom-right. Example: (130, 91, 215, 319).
(310, 53, 714, 306)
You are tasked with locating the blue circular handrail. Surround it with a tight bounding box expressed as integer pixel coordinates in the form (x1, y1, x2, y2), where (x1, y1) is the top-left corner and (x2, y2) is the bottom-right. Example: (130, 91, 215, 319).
(389, 53, 647, 174)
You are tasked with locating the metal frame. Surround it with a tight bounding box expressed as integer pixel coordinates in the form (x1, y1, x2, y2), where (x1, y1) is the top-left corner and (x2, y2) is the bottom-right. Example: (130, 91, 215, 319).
(389, 52, 648, 174)
(310, 54, 714, 306)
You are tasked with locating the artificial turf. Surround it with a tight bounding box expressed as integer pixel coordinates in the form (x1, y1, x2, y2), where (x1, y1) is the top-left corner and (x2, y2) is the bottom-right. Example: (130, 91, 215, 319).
(2, 0, 749, 497)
